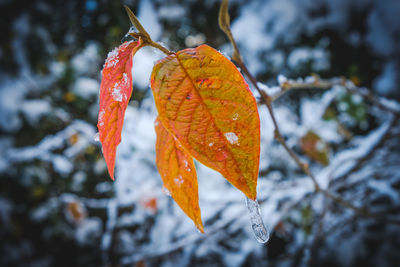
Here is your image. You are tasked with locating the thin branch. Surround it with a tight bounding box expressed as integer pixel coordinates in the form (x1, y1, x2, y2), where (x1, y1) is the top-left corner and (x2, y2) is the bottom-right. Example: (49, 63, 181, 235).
(271, 74, 334, 101)
(121, 206, 243, 265)
(218, 0, 366, 214)
(272, 75, 400, 115)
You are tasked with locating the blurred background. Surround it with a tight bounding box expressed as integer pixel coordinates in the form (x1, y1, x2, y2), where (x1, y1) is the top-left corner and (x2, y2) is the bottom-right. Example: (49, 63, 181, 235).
(0, 0, 399, 266)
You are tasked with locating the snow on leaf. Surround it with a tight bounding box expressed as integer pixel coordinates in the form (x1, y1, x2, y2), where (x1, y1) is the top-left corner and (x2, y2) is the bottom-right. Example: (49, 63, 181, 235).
(154, 118, 203, 232)
(97, 39, 144, 180)
(224, 132, 239, 145)
(151, 44, 260, 200)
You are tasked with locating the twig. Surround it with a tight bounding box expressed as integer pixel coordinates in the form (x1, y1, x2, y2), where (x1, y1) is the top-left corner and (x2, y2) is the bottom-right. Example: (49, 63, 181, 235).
(271, 74, 335, 101)
(218, 0, 366, 214)
(272, 75, 400, 115)
(121, 206, 243, 265)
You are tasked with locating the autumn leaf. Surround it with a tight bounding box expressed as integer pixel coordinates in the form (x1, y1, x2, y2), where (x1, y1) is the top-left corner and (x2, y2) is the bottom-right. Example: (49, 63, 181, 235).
(154, 118, 204, 232)
(151, 44, 260, 200)
(65, 201, 87, 224)
(98, 39, 144, 180)
(300, 130, 330, 166)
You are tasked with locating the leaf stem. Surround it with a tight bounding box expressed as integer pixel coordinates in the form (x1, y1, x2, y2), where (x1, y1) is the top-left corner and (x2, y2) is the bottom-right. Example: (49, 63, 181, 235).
(149, 40, 174, 55)
(124, 5, 174, 56)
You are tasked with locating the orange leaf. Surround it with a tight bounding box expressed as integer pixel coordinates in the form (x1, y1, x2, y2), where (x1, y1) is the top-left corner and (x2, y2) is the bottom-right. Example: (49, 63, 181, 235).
(155, 118, 204, 232)
(98, 39, 143, 180)
(151, 44, 260, 200)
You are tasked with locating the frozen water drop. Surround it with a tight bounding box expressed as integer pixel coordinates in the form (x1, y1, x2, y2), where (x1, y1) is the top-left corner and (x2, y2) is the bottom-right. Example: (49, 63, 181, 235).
(94, 132, 100, 142)
(245, 197, 269, 243)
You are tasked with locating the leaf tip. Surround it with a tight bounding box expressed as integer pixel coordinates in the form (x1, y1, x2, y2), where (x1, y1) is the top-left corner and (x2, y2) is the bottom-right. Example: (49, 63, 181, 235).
(218, 0, 231, 36)
(197, 224, 205, 234)
(105, 158, 115, 181)
(123, 4, 150, 40)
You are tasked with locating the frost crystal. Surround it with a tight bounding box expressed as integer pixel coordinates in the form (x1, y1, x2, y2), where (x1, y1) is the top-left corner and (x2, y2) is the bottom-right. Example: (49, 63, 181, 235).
(98, 110, 105, 121)
(104, 47, 119, 69)
(174, 175, 184, 186)
(183, 160, 191, 172)
(111, 73, 129, 102)
(224, 132, 239, 145)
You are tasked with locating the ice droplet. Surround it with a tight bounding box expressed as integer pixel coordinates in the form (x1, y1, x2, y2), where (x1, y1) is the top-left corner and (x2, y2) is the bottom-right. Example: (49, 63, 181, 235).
(245, 197, 269, 243)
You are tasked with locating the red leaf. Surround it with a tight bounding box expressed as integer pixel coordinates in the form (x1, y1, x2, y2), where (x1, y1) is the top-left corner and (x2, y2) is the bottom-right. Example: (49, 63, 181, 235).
(97, 39, 143, 180)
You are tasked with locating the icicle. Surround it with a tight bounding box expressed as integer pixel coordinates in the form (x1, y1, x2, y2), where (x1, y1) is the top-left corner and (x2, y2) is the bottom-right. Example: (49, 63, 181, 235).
(245, 197, 269, 243)
(121, 26, 136, 43)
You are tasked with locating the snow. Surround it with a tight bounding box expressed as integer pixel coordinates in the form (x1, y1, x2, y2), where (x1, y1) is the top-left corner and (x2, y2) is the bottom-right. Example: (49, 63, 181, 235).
(103, 47, 119, 69)
(111, 73, 129, 102)
(373, 61, 397, 95)
(158, 4, 186, 21)
(138, 0, 162, 41)
(131, 46, 164, 89)
(73, 77, 99, 99)
(0, 78, 29, 132)
(52, 155, 73, 176)
(366, 0, 400, 57)
(71, 42, 100, 75)
(224, 132, 239, 145)
(174, 175, 184, 186)
(20, 100, 51, 124)
(6, 120, 96, 176)
(277, 74, 287, 85)
(287, 47, 330, 71)
(316, 118, 393, 188)
(75, 217, 103, 245)
(101, 199, 118, 250)
(0, 197, 12, 226)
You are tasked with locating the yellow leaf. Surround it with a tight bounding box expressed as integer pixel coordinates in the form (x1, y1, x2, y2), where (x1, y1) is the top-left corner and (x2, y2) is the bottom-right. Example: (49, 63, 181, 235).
(151, 44, 260, 200)
(155, 118, 203, 232)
